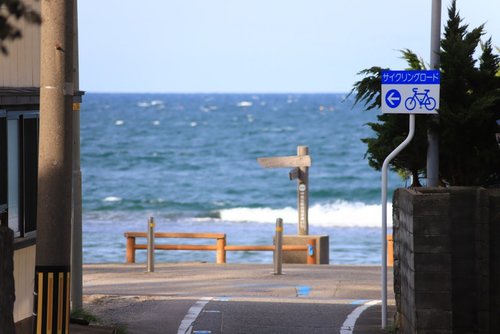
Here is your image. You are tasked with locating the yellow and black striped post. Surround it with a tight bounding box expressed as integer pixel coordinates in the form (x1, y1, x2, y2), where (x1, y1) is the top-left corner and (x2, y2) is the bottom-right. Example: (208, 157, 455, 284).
(33, 266, 71, 334)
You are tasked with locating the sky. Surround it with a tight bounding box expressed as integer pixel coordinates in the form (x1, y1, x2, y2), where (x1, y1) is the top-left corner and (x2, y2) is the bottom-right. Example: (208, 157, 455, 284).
(78, 0, 500, 94)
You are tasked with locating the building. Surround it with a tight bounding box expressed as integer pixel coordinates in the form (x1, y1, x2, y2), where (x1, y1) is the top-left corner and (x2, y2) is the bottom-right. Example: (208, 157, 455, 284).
(1, 1, 41, 330)
(0, 1, 82, 331)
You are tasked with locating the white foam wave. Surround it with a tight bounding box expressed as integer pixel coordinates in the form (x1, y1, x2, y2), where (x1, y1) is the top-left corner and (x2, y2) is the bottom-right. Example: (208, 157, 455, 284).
(237, 101, 253, 107)
(219, 200, 392, 228)
(102, 196, 122, 202)
(138, 100, 164, 108)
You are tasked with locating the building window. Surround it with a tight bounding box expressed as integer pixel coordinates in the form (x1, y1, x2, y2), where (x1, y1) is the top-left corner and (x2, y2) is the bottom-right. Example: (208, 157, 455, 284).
(0, 111, 7, 226)
(22, 114, 38, 234)
(4, 110, 39, 237)
(7, 114, 20, 236)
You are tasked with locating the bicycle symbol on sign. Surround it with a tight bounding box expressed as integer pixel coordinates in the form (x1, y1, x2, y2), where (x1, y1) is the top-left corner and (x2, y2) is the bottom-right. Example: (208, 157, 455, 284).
(405, 88, 437, 111)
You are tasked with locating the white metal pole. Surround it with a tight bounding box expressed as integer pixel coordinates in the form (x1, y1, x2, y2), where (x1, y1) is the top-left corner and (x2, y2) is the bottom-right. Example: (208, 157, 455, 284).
(427, 0, 441, 187)
(381, 114, 415, 328)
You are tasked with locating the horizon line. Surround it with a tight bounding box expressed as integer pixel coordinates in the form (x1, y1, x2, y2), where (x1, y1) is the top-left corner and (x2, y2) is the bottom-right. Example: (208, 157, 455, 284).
(82, 91, 352, 95)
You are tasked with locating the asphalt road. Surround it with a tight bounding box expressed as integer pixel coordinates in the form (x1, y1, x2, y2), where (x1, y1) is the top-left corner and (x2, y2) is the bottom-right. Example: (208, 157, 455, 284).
(81, 263, 394, 334)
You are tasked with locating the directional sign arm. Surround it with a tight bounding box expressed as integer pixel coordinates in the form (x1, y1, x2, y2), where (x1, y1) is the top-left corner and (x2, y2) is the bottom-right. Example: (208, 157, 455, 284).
(257, 155, 312, 169)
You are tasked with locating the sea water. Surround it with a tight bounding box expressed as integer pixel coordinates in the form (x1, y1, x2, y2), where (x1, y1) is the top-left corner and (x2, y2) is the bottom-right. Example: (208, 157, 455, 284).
(81, 93, 403, 264)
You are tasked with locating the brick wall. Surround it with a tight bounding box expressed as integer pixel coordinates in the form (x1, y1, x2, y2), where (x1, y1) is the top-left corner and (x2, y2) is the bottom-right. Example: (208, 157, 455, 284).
(393, 187, 500, 334)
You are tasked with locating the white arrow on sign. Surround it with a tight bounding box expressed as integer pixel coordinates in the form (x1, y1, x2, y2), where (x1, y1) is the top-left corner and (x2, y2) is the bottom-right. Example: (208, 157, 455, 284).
(387, 91, 400, 105)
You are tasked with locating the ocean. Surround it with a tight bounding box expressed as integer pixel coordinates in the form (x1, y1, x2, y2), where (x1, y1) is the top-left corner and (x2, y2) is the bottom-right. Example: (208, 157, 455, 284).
(81, 93, 403, 265)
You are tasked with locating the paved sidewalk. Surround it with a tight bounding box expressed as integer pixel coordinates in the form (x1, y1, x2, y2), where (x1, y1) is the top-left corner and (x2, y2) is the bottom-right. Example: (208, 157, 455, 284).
(74, 263, 395, 333)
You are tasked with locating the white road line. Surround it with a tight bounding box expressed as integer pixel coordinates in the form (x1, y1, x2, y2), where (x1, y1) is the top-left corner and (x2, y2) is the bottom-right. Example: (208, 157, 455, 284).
(340, 300, 380, 334)
(177, 297, 213, 334)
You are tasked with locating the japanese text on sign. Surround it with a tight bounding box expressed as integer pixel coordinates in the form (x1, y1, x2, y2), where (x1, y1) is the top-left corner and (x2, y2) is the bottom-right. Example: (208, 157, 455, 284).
(382, 70, 440, 85)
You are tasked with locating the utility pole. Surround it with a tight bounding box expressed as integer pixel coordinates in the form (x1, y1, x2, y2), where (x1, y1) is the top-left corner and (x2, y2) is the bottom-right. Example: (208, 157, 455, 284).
(71, 0, 83, 311)
(34, 0, 74, 332)
(427, 0, 441, 187)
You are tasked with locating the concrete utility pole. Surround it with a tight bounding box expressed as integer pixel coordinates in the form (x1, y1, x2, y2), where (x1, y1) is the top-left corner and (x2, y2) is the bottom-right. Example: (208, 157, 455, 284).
(426, 0, 441, 187)
(71, 0, 83, 311)
(34, 0, 74, 332)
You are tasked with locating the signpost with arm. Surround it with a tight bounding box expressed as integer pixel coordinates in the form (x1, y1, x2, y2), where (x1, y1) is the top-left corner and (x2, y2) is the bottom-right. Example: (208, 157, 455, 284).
(258, 145, 311, 236)
(380, 69, 440, 328)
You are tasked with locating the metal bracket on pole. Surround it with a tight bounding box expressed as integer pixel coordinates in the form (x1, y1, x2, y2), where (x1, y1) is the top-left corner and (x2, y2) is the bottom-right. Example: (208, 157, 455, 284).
(381, 114, 415, 328)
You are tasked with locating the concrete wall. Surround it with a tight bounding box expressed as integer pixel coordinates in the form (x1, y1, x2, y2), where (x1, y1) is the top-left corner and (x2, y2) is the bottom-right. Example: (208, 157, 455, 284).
(282, 235, 329, 264)
(13, 245, 36, 324)
(393, 187, 500, 334)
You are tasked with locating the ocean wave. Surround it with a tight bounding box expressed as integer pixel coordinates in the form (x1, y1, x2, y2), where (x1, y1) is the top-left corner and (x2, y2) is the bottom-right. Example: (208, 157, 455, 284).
(102, 196, 122, 202)
(237, 101, 253, 107)
(137, 100, 164, 108)
(218, 200, 392, 227)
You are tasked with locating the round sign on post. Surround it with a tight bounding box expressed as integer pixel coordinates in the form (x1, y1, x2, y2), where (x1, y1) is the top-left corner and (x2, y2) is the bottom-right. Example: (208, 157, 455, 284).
(385, 89, 401, 109)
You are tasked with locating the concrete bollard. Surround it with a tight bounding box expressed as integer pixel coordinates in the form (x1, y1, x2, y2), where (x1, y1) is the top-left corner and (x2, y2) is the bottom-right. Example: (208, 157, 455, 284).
(274, 218, 283, 275)
(147, 217, 155, 272)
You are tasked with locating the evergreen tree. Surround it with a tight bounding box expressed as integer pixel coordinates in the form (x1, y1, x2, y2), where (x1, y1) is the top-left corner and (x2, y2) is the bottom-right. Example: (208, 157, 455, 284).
(438, 2, 500, 185)
(351, 0, 500, 187)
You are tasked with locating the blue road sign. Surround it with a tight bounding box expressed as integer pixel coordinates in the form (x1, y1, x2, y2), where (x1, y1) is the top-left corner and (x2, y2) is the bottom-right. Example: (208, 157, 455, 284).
(385, 89, 401, 108)
(381, 70, 440, 114)
(381, 70, 440, 85)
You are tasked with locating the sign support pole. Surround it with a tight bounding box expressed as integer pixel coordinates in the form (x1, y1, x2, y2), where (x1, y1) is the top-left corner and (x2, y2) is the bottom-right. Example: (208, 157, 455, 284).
(381, 114, 415, 328)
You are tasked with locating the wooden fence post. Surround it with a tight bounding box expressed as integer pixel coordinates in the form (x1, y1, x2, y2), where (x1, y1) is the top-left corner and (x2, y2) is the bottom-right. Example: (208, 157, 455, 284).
(387, 234, 394, 267)
(216, 236, 226, 264)
(126, 236, 136, 263)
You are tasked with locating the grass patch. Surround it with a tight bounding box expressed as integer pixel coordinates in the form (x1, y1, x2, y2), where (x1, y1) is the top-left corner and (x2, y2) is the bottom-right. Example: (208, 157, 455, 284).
(385, 324, 396, 333)
(70, 308, 128, 333)
(70, 308, 98, 323)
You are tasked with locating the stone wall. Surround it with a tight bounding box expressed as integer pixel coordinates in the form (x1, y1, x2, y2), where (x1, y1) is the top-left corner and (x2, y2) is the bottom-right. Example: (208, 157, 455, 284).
(489, 191, 500, 332)
(393, 187, 500, 334)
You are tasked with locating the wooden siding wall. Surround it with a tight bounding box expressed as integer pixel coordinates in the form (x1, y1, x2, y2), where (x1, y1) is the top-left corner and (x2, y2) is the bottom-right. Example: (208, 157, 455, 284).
(13, 245, 36, 323)
(0, 0, 41, 88)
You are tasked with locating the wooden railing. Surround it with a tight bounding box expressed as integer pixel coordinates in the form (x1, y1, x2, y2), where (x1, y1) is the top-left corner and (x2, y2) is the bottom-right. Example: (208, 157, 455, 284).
(124, 232, 313, 264)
